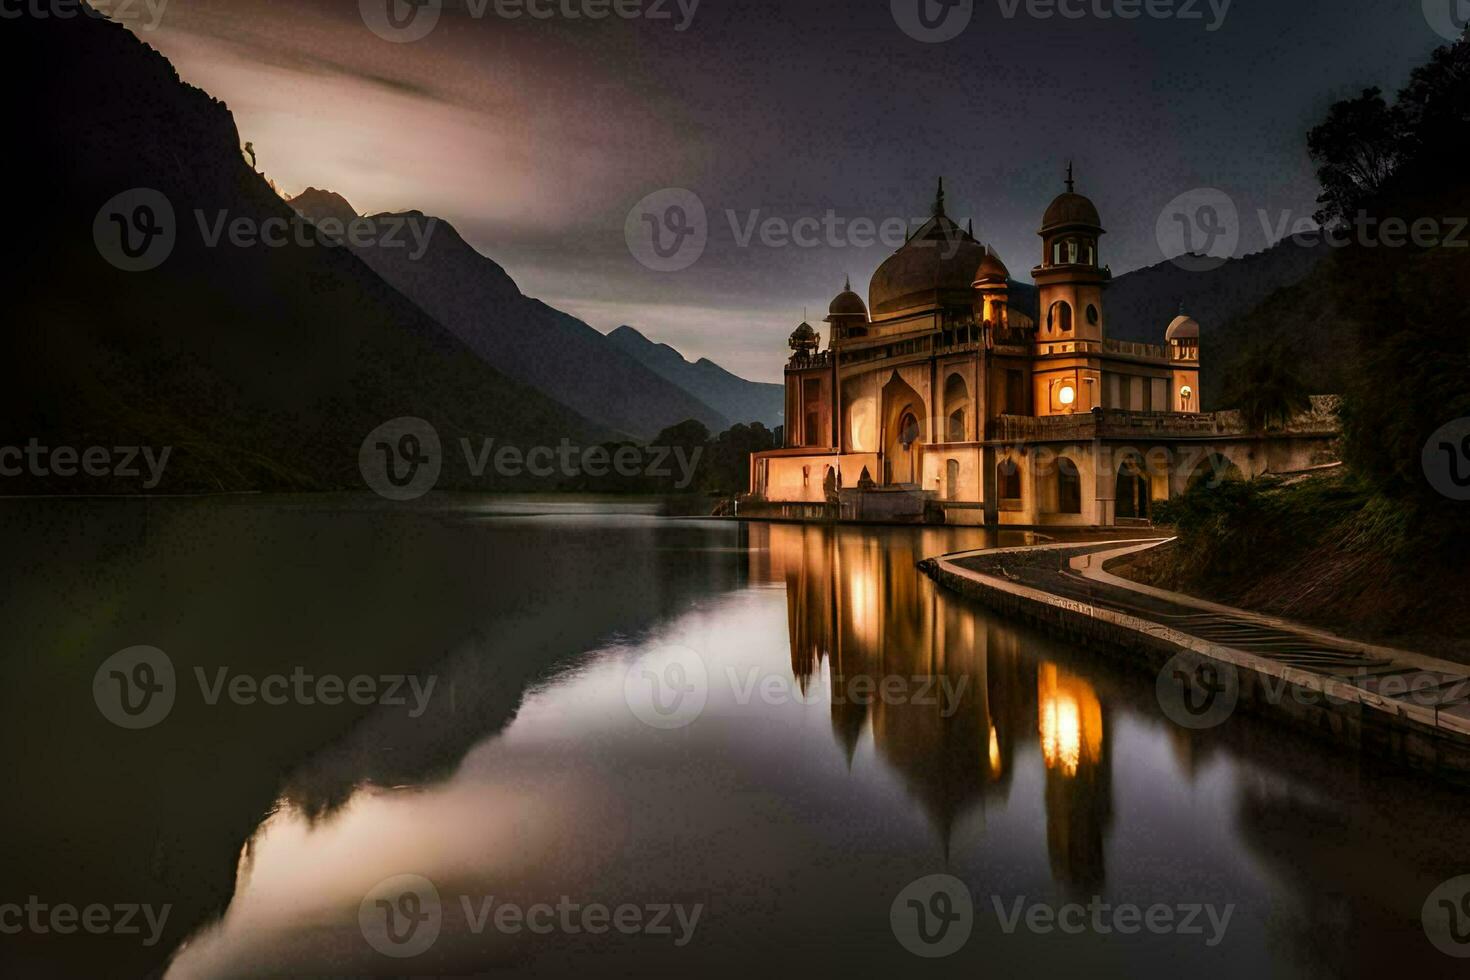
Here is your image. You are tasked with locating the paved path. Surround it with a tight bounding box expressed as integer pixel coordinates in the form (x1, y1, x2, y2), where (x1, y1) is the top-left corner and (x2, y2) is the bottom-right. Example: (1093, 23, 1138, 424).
(929, 539, 1470, 742)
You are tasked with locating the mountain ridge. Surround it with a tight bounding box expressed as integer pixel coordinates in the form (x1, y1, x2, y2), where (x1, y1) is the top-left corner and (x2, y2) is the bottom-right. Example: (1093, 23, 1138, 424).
(288, 191, 732, 440)
(606, 325, 785, 429)
(2, 6, 607, 494)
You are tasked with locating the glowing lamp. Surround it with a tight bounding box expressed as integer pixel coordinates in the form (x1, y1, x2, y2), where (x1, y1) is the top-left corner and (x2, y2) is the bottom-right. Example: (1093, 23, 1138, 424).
(1058, 385, 1076, 407)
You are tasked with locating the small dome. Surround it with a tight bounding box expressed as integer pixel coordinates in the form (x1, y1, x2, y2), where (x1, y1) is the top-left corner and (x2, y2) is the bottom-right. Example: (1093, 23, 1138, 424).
(826, 277, 869, 321)
(1166, 314, 1201, 341)
(789, 321, 819, 350)
(1041, 192, 1102, 232)
(973, 247, 1009, 284)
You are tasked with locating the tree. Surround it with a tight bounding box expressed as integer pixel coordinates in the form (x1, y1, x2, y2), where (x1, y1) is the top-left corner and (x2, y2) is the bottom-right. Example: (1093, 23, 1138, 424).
(1220, 339, 1313, 432)
(1307, 88, 1404, 225)
(1393, 33, 1470, 182)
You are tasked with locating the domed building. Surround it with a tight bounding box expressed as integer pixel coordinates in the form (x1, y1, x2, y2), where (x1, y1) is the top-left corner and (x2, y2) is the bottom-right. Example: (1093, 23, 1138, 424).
(748, 173, 1335, 526)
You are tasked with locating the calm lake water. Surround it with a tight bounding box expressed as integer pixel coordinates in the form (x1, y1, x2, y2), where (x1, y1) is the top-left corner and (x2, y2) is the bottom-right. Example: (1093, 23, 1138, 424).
(2, 497, 1464, 978)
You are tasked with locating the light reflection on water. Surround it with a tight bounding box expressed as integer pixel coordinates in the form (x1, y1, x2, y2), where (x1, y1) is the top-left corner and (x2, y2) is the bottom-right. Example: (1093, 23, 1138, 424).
(163, 517, 1468, 979)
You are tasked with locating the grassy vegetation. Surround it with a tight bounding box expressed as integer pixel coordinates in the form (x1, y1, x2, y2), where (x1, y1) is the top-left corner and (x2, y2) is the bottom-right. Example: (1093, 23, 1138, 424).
(1129, 472, 1470, 661)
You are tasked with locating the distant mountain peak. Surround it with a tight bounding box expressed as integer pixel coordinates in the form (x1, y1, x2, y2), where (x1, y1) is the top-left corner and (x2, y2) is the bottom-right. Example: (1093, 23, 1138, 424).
(606, 325, 784, 427)
(288, 187, 359, 227)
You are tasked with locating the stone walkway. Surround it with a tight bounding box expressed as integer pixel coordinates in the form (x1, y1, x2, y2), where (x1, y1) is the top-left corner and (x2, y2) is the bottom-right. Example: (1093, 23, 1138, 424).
(924, 539, 1470, 766)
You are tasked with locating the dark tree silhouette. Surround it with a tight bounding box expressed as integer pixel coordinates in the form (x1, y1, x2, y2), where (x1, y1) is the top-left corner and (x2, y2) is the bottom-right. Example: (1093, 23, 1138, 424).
(1220, 339, 1312, 432)
(1307, 88, 1403, 225)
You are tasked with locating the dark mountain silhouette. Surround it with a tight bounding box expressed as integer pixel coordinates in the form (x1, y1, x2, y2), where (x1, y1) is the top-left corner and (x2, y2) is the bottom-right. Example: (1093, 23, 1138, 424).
(606, 325, 785, 428)
(289, 191, 731, 440)
(1, 6, 607, 494)
(1102, 240, 1332, 404)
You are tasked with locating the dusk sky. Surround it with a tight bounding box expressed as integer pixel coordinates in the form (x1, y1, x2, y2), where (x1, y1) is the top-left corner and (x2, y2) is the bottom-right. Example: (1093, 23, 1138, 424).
(134, 0, 1451, 382)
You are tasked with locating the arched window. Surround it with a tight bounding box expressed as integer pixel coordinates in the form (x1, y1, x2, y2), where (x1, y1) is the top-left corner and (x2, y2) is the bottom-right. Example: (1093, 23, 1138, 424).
(1049, 301, 1073, 333)
(944, 373, 970, 443)
(1065, 239, 1079, 264)
(899, 412, 920, 448)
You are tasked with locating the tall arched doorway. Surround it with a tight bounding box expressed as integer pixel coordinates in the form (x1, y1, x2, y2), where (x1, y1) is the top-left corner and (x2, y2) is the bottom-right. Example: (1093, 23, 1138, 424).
(1115, 455, 1150, 520)
(881, 373, 926, 486)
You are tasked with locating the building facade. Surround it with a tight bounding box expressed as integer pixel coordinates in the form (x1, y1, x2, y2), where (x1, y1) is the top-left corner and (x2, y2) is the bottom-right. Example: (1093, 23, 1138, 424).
(748, 177, 1336, 527)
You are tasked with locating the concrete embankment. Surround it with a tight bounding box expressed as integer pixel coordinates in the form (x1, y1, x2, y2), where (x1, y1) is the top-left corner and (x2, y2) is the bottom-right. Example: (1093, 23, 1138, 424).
(920, 540, 1470, 780)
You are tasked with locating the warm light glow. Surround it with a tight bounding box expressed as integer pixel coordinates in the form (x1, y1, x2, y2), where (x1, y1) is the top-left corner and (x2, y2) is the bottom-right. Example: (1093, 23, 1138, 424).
(1038, 664, 1103, 777)
(987, 724, 1003, 776)
(1040, 695, 1082, 776)
(1180, 385, 1194, 401)
(1058, 384, 1076, 407)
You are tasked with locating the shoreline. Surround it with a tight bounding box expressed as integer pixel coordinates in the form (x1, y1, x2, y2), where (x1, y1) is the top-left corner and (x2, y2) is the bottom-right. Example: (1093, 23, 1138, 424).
(920, 540, 1470, 782)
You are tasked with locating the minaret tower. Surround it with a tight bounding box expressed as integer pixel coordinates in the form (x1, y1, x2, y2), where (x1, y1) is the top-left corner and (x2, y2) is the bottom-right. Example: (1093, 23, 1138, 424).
(1033, 163, 1109, 345)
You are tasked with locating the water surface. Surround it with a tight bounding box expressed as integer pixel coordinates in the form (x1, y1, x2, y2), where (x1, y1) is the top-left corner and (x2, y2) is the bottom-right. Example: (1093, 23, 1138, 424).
(2, 497, 1461, 977)
(152, 504, 1466, 978)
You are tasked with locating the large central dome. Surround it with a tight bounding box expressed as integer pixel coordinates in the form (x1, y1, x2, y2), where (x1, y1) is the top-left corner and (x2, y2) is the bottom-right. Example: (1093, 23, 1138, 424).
(869, 188, 989, 316)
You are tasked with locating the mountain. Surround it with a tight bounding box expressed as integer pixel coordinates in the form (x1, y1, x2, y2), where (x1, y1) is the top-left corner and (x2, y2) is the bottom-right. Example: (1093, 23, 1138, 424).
(1, 5, 608, 494)
(288, 191, 731, 440)
(606, 326, 784, 428)
(1101, 240, 1332, 405)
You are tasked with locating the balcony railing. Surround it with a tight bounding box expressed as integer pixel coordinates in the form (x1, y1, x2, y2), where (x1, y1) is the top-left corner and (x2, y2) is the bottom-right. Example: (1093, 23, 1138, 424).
(1102, 337, 1168, 359)
(786, 350, 834, 371)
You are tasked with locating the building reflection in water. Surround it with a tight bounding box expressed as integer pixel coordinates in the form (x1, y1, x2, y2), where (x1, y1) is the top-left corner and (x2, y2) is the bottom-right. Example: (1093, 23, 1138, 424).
(754, 523, 1113, 884)
(1038, 663, 1113, 892)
